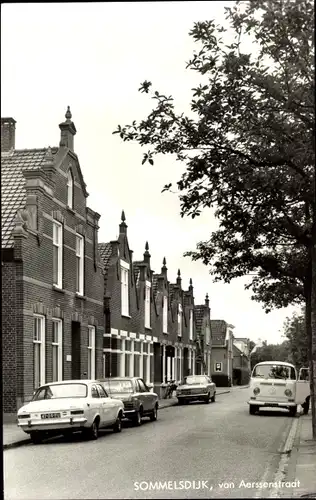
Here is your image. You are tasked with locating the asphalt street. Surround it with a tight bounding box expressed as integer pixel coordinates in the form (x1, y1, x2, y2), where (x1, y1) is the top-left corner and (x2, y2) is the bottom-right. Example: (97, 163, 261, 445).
(4, 389, 295, 499)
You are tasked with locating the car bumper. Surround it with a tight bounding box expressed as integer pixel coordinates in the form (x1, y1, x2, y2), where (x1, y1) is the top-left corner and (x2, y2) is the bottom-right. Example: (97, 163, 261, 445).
(248, 400, 296, 407)
(18, 417, 88, 433)
(177, 394, 208, 399)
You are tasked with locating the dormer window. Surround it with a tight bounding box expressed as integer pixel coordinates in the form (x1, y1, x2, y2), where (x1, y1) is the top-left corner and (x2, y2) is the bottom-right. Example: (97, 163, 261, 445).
(67, 169, 74, 209)
(189, 310, 193, 341)
(145, 281, 151, 329)
(163, 296, 168, 334)
(178, 304, 183, 337)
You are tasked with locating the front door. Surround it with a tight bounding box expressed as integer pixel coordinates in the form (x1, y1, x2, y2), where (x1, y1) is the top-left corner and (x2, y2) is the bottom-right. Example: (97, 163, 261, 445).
(71, 322, 81, 379)
(296, 368, 310, 404)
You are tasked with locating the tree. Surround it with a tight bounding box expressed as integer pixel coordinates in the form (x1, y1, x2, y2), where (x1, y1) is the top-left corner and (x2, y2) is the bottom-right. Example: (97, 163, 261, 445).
(250, 341, 290, 370)
(114, 0, 316, 437)
(283, 309, 308, 367)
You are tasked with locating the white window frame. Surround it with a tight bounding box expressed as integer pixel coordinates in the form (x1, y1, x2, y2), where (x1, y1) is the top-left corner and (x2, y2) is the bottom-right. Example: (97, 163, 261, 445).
(53, 221, 63, 289)
(120, 260, 130, 317)
(163, 296, 168, 334)
(67, 169, 73, 209)
(178, 304, 183, 337)
(33, 315, 46, 388)
(145, 281, 151, 329)
(76, 234, 84, 296)
(189, 309, 193, 340)
(52, 318, 63, 381)
(88, 325, 96, 379)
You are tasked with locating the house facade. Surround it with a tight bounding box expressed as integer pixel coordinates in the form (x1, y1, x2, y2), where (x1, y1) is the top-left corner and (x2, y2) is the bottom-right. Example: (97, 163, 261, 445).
(210, 320, 234, 385)
(1, 111, 105, 413)
(98, 214, 210, 392)
(232, 337, 251, 385)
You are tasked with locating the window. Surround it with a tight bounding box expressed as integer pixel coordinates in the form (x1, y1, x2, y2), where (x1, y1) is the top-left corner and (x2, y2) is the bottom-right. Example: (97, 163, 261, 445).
(52, 319, 63, 382)
(163, 296, 168, 334)
(88, 326, 96, 379)
(120, 260, 129, 316)
(134, 353, 140, 377)
(205, 326, 210, 345)
(145, 281, 151, 328)
(91, 385, 99, 398)
(76, 234, 84, 295)
(33, 315, 45, 389)
(178, 304, 183, 337)
(96, 384, 107, 398)
(189, 310, 193, 340)
(53, 221, 63, 288)
(138, 379, 147, 392)
(67, 170, 73, 209)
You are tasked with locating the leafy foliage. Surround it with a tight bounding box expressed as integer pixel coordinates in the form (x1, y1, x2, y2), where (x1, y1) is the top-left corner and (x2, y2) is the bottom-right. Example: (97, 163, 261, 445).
(114, 0, 315, 313)
(282, 309, 308, 367)
(250, 341, 290, 369)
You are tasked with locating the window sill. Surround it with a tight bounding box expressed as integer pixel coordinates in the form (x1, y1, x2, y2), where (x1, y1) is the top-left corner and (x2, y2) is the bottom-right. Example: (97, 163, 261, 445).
(145, 326, 152, 331)
(67, 206, 75, 215)
(163, 331, 168, 335)
(75, 293, 86, 300)
(121, 314, 131, 319)
(52, 285, 65, 294)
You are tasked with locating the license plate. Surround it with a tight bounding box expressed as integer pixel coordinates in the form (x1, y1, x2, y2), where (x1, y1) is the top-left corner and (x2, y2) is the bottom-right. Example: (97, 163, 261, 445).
(41, 413, 61, 419)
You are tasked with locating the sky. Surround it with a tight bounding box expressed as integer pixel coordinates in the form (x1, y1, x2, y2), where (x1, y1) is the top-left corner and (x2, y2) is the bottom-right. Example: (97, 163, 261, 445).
(1, 2, 301, 344)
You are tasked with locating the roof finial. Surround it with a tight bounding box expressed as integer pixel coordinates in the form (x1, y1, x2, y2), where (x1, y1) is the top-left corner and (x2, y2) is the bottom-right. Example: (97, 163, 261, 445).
(163, 257, 166, 266)
(206, 293, 209, 300)
(177, 269, 181, 278)
(145, 241, 149, 252)
(189, 278, 192, 285)
(121, 210, 126, 222)
(65, 106, 72, 121)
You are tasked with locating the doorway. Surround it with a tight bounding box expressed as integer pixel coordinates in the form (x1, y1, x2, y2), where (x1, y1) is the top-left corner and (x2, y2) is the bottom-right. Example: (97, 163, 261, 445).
(71, 322, 81, 379)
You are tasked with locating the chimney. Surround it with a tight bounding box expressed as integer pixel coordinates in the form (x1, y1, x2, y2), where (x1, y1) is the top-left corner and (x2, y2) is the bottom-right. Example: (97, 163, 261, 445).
(1, 118, 16, 152)
(59, 107, 76, 151)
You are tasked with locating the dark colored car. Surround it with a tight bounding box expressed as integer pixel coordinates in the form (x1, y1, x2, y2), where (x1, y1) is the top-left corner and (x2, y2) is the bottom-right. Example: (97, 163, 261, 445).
(98, 377, 159, 426)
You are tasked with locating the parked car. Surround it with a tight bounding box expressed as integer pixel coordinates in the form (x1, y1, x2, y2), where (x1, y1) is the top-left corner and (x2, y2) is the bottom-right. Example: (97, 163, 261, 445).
(98, 377, 159, 426)
(17, 380, 124, 444)
(176, 375, 216, 404)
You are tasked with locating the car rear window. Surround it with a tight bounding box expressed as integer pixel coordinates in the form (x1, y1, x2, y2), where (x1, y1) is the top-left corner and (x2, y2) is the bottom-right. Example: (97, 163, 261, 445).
(33, 383, 88, 400)
(183, 376, 208, 385)
(102, 380, 133, 393)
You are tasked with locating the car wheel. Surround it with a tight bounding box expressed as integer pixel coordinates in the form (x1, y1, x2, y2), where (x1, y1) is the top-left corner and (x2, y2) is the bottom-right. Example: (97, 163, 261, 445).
(87, 418, 99, 440)
(30, 431, 44, 444)
(133, 409, 142, 426)
(113, 413, 122, 433)
(150, 404, 158, 422)
(289, 405, 297, 417)
(205, 393, 210, 404)
(249, 405, 258, 415)
(211, 392, 216, 403)
(303, 397, 310, 415)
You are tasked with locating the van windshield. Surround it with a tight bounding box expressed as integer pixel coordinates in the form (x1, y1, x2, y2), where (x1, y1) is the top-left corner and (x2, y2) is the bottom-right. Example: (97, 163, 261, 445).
(252, 364, 296, 380)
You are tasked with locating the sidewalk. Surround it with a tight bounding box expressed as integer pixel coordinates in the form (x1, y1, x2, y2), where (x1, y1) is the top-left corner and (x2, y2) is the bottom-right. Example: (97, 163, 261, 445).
(3, 386, 240, 450)
(287, 414, 316, 498)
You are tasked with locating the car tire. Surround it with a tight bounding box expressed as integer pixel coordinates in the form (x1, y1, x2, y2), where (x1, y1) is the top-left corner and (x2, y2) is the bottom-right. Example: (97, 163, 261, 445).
(150, 404, 158, 422)
(30, 431, 44, 444)
(211, 392, 216, 403)
(205, 393, 210, 404)
(113, 413, 122, 433)
(289, 405, 297, 417)
(303, 397, 310, 415)
(133, 409, 142, 426)
(86, 418, 99, 440)
(249, 405, 258, 415)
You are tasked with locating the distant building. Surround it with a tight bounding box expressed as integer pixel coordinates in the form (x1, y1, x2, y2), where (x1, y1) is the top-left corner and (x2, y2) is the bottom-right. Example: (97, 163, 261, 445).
(1, 110, 104, 414)
(210, 320, 234, 385)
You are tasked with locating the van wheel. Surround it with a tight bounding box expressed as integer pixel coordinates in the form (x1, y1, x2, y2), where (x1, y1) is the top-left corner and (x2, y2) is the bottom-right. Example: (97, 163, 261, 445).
(249, 405, 258, 415)
(289, 406, 297, 417)
(30, 431, 44, 444)
(303, 397, 310, 415)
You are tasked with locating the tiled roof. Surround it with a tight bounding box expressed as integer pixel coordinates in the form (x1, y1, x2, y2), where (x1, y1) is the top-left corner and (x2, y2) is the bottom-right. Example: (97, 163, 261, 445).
(98, 242, 112, 271)
(211, 319, 227, 345)
(1, 148, 57, 249)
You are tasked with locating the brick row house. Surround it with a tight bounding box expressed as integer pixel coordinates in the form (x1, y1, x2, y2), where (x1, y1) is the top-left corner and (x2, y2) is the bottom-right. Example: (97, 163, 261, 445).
(98, 213, 212, 394)
(2, 110, 227, 416)
(1, 111, 104, 414)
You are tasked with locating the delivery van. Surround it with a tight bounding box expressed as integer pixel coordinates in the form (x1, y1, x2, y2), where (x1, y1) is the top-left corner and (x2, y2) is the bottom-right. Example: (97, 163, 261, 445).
(248, 361, 310, 416)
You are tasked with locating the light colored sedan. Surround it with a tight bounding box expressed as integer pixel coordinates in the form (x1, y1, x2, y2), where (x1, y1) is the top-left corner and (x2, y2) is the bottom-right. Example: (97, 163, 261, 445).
(17, 380, 124, 444)
(176, 375, 216, 404)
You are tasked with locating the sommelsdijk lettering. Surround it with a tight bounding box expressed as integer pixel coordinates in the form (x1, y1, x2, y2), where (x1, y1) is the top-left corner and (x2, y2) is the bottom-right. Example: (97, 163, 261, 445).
(238, 480, 300, 489)
(134, 480, 211, 491)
